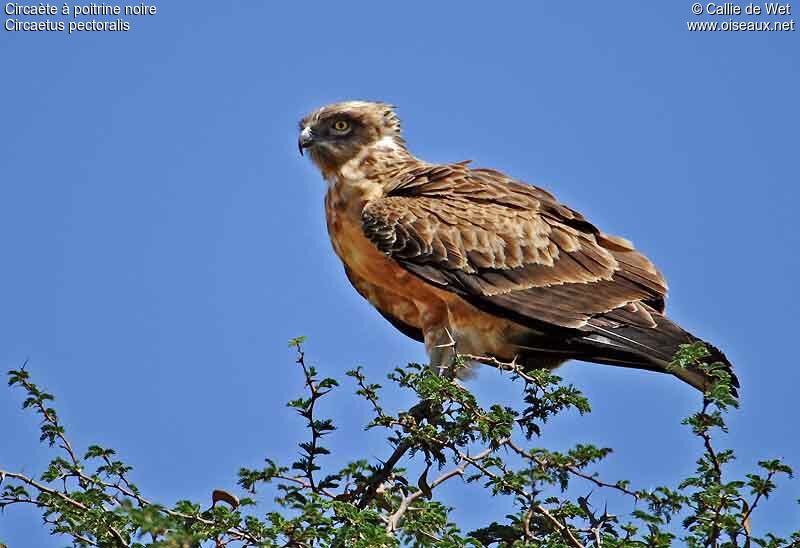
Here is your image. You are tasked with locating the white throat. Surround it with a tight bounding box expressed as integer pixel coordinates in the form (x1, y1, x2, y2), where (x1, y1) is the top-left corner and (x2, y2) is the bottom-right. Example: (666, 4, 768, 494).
(375, 134, 402, 150)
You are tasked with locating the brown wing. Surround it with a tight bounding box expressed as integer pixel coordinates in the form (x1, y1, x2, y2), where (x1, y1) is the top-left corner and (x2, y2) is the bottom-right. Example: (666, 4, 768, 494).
(362, 163, 668, 331)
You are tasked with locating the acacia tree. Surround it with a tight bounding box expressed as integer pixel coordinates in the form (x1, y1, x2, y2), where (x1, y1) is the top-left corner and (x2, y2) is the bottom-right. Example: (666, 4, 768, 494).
(1, 339, 798, 547)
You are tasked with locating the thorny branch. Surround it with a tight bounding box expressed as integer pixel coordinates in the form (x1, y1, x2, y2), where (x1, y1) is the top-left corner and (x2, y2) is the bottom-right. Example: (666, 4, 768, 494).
(356, 439, 414, 510)
(14, 360, 80, 468)
(0, 465, 263, 547)
(0, 470, 127, 546)
(294, 342, 328, 493)
(3, 342, 798, 547)
(505, 439, 639, 500)
(385, 443, 500, 533)
(458, 448, 585, 548)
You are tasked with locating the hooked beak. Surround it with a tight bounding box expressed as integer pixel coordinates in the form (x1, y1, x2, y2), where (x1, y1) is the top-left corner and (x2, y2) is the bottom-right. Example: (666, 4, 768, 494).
(298, 127, 314, 156)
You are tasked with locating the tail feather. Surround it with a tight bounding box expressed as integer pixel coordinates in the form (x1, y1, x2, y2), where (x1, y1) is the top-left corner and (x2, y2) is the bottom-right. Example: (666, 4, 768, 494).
(580, 312, 739, 394)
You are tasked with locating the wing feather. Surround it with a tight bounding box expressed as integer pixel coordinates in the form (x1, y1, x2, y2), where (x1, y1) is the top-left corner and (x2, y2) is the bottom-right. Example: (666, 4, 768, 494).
(362, 163, 668, 330)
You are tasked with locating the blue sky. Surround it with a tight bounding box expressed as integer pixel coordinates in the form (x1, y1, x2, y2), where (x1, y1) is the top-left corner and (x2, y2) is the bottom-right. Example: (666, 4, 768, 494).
(2, 2, 798, 545)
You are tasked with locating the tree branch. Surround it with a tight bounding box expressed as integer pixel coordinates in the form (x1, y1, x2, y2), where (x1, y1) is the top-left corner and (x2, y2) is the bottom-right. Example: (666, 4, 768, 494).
(386, 443, 499, 533)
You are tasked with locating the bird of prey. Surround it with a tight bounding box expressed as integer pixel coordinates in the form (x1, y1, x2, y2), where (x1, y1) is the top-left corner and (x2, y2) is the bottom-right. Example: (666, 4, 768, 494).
(298, 100, 736, 392)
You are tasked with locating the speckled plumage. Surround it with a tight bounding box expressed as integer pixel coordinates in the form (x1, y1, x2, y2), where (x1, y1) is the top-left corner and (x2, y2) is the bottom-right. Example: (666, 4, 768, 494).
(298, 101, 737, 393)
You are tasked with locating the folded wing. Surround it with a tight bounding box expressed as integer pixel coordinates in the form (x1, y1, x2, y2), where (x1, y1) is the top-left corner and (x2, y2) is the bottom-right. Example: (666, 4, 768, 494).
(362, 163, 668, 331)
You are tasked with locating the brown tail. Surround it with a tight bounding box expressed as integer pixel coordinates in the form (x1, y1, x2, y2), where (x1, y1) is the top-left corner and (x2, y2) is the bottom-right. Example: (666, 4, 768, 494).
(577, 312, 739, 394)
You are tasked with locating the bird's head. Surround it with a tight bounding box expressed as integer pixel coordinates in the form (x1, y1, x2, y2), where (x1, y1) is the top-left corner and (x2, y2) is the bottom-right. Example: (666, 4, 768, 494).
(298, 101, 405, 175)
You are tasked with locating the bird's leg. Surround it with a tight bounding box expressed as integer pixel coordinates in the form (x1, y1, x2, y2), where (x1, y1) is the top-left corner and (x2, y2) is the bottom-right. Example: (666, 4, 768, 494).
(425, 327, 459, 379)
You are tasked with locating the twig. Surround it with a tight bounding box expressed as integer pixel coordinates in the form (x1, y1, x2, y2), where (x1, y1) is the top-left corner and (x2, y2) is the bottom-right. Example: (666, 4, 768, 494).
(457, 446, 584, 548)
(460, 354, 540, 384)
(385, 443, 498, 532)
(697, 400, 724, 548)
(522, 506, 534, 539)
(533, 504, 586, 548)
(698, 400, 723, 478)
(351, 369, 384, 418)
(274, 473, 337, 499)
(1, 468, 262, 546)
(505, 440, 638, 500)
(15, 365, 80, 468)
(72, 532, 103, 548)
(356, 396, 451, 509)
(739, 470, 774, 537)
(357, 439, 413, 509)
(0, 470, 126, 546)
(295, 345, 324, 492)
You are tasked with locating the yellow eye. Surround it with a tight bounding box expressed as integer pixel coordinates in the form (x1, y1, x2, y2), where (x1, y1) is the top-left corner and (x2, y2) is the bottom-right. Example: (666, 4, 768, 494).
(332, 120, 351, 132)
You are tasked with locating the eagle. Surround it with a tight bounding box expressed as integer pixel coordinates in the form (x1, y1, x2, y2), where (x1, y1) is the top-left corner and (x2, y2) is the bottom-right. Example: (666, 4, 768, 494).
(298, 100, 736, 393)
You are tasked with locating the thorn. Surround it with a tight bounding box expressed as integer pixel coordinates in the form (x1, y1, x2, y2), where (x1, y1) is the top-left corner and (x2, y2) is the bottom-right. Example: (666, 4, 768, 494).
(434, 328, 456, 348)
